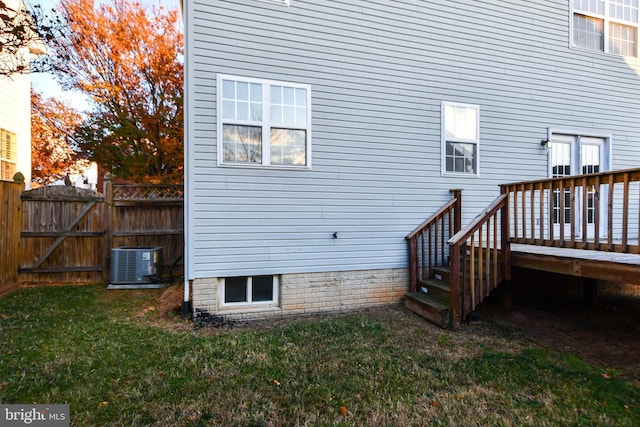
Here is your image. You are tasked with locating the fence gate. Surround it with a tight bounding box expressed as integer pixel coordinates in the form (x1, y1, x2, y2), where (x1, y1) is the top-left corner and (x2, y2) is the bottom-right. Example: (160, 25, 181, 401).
(20, 186, 105, 285)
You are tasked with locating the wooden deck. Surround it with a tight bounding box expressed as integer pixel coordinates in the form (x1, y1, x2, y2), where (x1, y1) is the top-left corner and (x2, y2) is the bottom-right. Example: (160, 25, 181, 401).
(511, 243, 640, 285)
(407, 168, 640, 328)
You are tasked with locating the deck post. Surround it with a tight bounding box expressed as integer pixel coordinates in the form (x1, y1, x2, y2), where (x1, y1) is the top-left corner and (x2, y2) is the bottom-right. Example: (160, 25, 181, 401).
(408, 237, 418, 292)
(448, 243, 461, 329)
(449, 189, 462, 329)
(500, 185, 511, 282)
(499, 186, 513, 310)
(450, 189, 462, 234)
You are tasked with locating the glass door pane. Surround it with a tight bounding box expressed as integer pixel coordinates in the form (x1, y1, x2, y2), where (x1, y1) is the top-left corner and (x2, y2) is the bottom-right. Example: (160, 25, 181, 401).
(549, 134, 608, 241)
(581, 143, 601, 225)
(552, 142, 572, 226)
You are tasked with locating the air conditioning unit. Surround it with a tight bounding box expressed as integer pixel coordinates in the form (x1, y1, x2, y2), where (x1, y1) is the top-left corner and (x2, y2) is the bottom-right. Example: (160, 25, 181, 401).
(109, 247, 163, 289)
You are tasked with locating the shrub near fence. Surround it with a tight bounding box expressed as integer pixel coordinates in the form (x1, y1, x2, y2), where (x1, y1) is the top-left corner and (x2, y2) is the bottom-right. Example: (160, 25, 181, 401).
(0, 178, 23, 294)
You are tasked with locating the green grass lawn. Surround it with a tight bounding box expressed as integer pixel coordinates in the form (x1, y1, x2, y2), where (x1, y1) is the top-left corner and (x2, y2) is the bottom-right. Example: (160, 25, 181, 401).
(0, 285, 638, 426)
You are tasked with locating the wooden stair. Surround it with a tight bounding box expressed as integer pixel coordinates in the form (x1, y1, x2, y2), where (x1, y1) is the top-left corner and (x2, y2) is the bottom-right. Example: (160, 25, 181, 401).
(407, 191, 506, 329)
(405, 266, 452, 329)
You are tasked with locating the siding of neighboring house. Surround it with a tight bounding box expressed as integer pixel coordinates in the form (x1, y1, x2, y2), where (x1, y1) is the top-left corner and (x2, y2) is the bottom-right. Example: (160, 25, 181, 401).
(0, 0, 40, 188)
(185, 0, 640, 317)
(0, 73, 31, 187)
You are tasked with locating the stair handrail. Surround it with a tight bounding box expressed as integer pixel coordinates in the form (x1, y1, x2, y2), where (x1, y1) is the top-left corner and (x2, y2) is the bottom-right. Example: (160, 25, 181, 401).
(448, 193, 509, 326)
(406, 199, 458, 240)
(448, 194, 506, 244)
(406, 190, 462, 292)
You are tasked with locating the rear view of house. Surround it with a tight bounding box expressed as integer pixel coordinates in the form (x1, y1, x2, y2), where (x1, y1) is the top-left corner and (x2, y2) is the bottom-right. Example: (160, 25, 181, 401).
(183, 0, 640, 321)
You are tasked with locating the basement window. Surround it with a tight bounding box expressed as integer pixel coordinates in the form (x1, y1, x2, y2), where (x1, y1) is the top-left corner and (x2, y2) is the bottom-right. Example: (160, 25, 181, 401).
(220, 275, 279, 306)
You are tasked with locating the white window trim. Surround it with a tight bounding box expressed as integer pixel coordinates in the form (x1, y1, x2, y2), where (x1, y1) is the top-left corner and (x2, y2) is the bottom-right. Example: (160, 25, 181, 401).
(570, 1, 640, 57)
(217, 74, 312, 170)
(545, 128, 612, 177)
(545, 128, 612, 237)
(441, 101, 480, 177)
(218, 275, 280, 308)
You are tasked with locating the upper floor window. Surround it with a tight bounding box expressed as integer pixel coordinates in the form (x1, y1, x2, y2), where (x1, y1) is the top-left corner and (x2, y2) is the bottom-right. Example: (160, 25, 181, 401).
(442, 102, 479, 176)
(572, 0, 639, 57)
(217, 75, 311, 168)
(0, 128, 17, 181)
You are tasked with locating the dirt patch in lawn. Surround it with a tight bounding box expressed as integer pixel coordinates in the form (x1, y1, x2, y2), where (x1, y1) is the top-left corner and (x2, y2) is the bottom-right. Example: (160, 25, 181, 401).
(157, 282, 183, 317)
(477, 295, 640, 386)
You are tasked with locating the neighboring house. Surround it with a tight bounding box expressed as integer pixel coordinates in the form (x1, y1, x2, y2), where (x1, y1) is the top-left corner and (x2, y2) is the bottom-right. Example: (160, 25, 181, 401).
(0, 0, 45, 187)
(183, 0, 640, 320)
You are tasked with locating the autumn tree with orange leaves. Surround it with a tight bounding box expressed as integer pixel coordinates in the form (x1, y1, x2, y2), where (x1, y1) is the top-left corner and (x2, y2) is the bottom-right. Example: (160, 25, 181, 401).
(31, 90, 87, 185)
(47, 0, 183, 183)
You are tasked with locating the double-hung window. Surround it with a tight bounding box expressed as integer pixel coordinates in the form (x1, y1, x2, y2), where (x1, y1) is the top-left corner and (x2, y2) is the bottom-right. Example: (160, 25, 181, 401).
(218, 75, 311, 168)
(572, 0, 639, 57)
(442, 102, 479, 176)
(0, 128, 17, 181)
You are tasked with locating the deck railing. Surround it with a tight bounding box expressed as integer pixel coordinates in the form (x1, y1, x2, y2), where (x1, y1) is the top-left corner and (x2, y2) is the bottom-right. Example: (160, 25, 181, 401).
(409, 167, 640, 327)
(448, 194, 509, 324)
(501, 167, 640, 253)
(406, 190, 461, 292)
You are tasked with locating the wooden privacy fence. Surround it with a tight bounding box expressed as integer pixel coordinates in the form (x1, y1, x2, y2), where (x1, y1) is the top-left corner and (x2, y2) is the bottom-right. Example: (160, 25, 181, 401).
(17, 174, 184, 285)
(20, 185, 105, 284)
(104, 178, 184, 283)
(0, 178, 24, 294)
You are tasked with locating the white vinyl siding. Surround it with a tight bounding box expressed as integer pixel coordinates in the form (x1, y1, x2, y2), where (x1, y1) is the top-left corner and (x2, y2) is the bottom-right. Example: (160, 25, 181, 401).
(217, 75, 311, 168)
(186, 0, 640, 279)
(257, 0, 290, 6)
(572, 0, 640, 56)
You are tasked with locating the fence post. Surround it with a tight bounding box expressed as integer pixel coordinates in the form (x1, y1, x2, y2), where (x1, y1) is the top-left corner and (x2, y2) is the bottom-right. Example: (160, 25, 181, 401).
(12, 172, 25, 185)
(103, 173, 113, 284)
(15, 174, 24, 288)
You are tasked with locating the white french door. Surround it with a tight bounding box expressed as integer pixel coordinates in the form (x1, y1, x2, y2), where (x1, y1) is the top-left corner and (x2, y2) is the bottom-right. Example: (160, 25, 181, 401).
(550, 134, 608, 240)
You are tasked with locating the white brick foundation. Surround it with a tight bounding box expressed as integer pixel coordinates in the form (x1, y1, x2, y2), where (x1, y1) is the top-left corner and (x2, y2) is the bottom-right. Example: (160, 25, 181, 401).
(192, 268, 408, 321)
